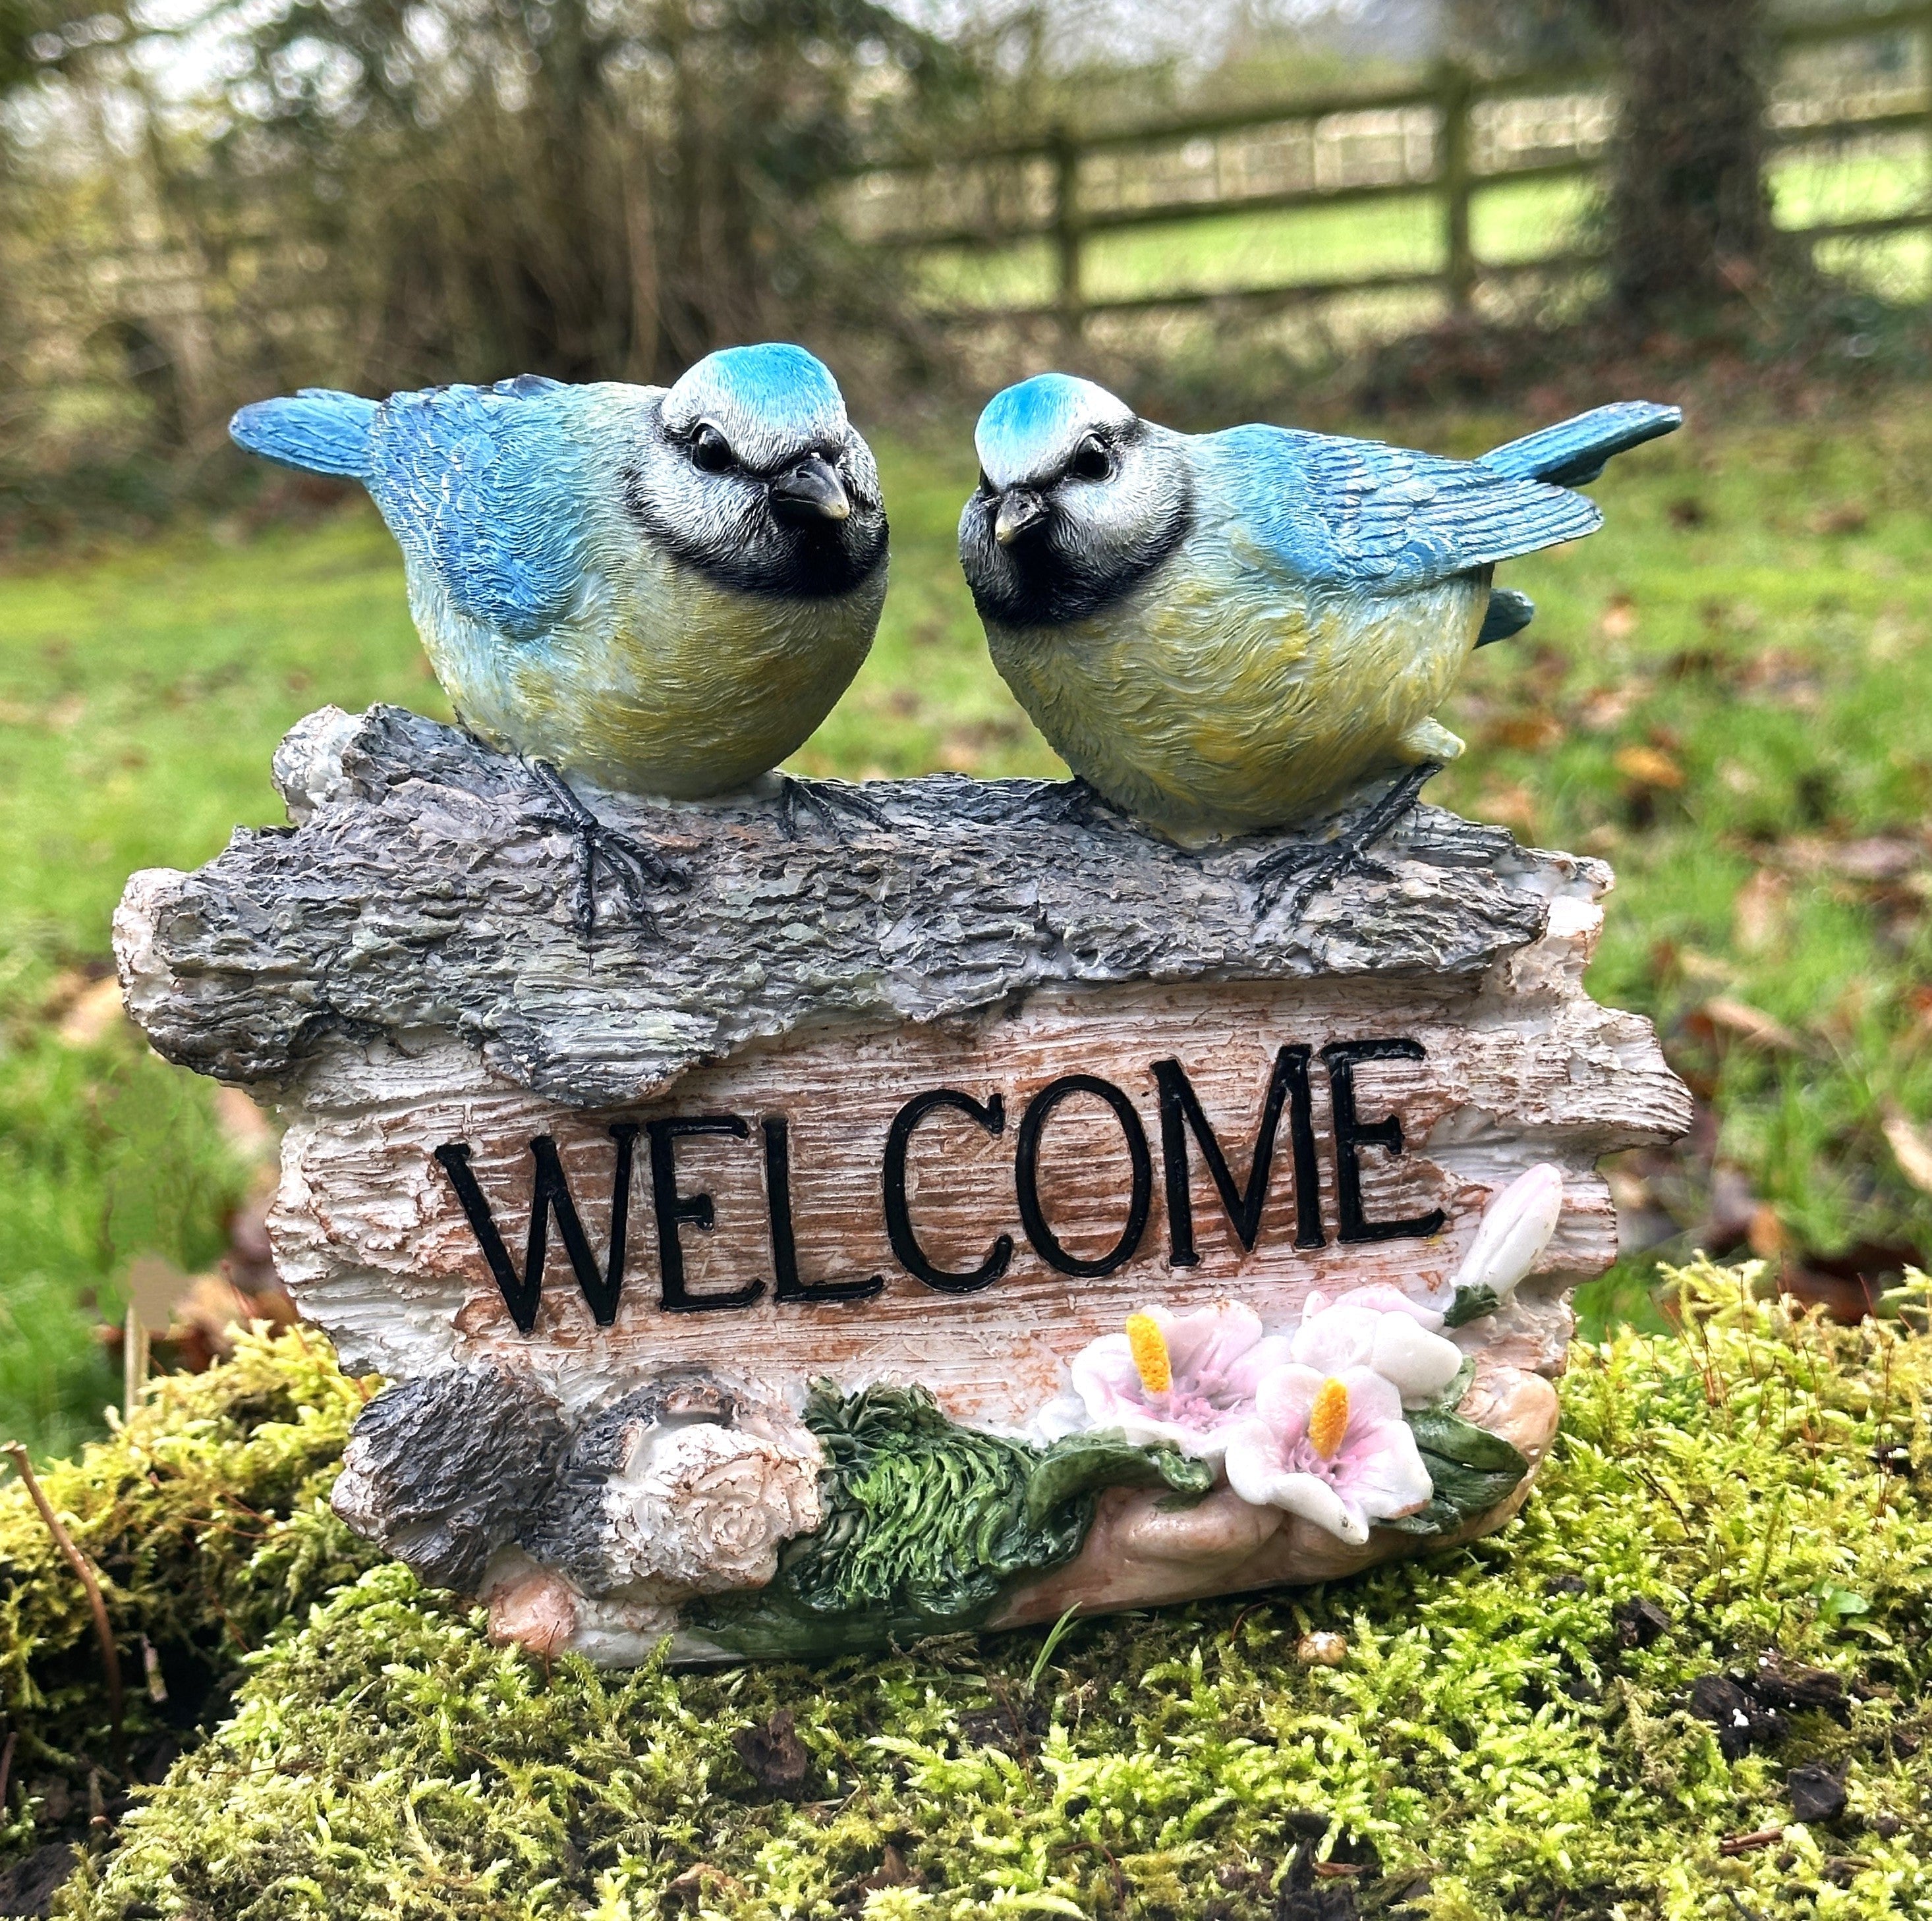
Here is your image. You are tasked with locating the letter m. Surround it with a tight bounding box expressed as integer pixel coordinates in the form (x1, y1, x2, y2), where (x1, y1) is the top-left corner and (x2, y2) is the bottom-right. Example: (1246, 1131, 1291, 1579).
(1154, 1049, 1322, 1264)
(432, 1128, 637, 1333)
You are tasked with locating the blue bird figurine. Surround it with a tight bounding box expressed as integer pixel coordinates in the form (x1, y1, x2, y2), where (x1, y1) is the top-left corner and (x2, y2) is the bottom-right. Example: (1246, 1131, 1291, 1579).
(231, 343, 889, 933)
(958, 374, 1678, 898)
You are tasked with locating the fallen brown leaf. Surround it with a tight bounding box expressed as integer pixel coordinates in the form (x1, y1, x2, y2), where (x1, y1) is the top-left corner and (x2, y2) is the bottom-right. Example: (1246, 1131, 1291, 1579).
(1487, 713, 1566, 754)
(1613, 744, 1684, 790)
(1733, 868, 1788, 955)
(124, 1254, 192, 1337)
(1747, 1203, 1787, 1259)
(1699, 997, 1804, 1053)
(1765, 835, 1923, 883)
(1475, 784, 1540, 839)
(733, 1710, 810, 1794)
(57, 976, 127, 1049)
(1810, 502, 1869, 536)
(1675, 949, 1734, 985)
(1577, 683, 1643, 732)
(213, 1086, 279, 1161)
(1600, 595, 1638, 640)
(853, 1845, 919, 1894)
(1881, 1103, 1932, 1196)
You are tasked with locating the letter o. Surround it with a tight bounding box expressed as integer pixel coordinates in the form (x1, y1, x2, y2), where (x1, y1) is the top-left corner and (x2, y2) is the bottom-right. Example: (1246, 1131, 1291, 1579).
(1015, 1074, 1152, 1279)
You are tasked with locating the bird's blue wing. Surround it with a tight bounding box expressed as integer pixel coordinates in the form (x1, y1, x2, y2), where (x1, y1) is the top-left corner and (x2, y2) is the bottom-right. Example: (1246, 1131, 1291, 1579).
(230, 389, 378, 478)
(1205, 426, 1603, 592)
(364, 376, 586, 642)
(1479, 401, 1681, 486)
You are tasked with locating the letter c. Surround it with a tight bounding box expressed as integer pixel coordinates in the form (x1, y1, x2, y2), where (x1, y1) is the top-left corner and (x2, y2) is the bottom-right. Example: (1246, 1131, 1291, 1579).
(882, 1088, 1014, 1294)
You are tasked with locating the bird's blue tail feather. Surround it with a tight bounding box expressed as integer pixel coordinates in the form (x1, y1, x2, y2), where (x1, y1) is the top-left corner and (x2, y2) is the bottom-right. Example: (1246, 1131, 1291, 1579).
(1478, 401, 1681, 488)
(229, 389, 377, 479)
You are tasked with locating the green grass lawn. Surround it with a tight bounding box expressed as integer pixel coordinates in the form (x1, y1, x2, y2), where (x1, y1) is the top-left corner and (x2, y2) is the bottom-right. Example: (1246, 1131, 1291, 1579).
(909, 144, 1931, 311)
(4, 403, 1932, 1455)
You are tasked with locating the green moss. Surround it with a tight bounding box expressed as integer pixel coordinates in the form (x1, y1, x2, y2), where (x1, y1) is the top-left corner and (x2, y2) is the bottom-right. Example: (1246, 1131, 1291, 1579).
(0, 1327, 380, 1815)
(6, 1264, 1927, 1917)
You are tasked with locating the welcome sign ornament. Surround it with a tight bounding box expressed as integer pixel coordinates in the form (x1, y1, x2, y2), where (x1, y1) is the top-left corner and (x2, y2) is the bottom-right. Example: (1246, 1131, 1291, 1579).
(115, 706, 1689, 1663)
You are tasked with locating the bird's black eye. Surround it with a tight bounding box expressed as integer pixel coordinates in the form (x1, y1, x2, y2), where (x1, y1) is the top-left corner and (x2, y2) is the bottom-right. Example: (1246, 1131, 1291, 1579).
(691, 424, 735, 473)
(977, 468, 994, 495)
(1067, 434, 1113, 482)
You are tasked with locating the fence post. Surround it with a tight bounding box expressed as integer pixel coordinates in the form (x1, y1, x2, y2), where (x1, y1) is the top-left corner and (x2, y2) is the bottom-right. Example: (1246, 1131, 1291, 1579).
(1437, 62, 1475, 315)
(1924, 8, 1932, 310)
(1050, 125, 1084, 347)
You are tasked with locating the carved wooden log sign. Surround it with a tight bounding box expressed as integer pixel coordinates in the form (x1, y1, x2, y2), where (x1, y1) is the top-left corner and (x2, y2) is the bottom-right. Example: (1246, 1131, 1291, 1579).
(115, 706, 1690, 1665)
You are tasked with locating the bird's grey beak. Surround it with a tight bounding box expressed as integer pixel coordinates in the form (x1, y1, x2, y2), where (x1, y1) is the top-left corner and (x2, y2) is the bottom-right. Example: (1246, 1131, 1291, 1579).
(994, 487, 1048, 547)
(770, 453, 851, 525)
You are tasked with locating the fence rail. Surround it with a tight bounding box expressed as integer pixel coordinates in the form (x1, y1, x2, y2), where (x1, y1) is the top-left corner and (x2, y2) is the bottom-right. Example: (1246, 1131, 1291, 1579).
(848, 2, 1932, 333)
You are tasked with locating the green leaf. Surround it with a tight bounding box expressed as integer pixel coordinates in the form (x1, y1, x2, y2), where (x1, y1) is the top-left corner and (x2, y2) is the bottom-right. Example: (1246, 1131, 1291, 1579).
(1428, 1355, 1479, 1412)
(1390, 1406, 1532, 1537)
(1407, 1406, 1533, 1475)
(1024, 1430, 1212, 1528)
(1444, 1285, 1501, 1327)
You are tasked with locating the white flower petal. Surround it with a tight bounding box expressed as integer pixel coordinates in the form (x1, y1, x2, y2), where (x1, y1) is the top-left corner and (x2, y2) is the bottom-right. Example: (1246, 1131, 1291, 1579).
(1160, 1300, 1264, 1378)
(1334, 1418, 1434, 1518)
(1253, 1362, 1325, 1434)
(1031, 1393, 1091, 1443)
(1453, 1163, 1565, 1300)
(1222, 1333, 1297, 1397)
(1069, 1333, 1141, 1412)
(1112, 1407, 1241, 1462)
(1311, 1283, 1446, 1331)
(1268, 1472, 1367, 1545)
(1222, 1420, 1284, 1506)
(1291, 1303, 1380, 1376)
(1369, 1315, 1466, 1406)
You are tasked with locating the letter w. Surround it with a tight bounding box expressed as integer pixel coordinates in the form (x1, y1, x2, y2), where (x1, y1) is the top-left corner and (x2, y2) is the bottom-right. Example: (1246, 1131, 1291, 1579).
(1154, 1049, 1318, 1265)
(432, 1127, 638, 1333)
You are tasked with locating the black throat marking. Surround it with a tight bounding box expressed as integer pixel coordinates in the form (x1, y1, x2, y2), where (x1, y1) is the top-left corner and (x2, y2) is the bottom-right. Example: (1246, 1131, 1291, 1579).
(963, 469, 1194, 629)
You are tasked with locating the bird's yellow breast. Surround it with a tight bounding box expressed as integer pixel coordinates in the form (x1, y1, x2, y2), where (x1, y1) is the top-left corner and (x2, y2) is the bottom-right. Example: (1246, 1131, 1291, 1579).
(989, 570, 1486, 840)
(414, 547, 886, 800)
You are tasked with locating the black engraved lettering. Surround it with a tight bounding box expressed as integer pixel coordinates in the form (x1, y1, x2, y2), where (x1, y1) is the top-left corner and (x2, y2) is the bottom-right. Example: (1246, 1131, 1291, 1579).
(1154, 1046, 1320, 1264)
(1015, 1074, 1152, 1279)
(647, 1115, 765, 1312)
(1319, 1039, 1447, 1244)
(432, 1125, 638, 1333)
(882, 1089, 1014, 1294)
(763, 1115, 882, 1303)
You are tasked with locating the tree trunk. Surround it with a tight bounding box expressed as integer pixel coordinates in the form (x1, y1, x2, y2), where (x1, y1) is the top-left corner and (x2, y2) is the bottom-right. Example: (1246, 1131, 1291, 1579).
(1593, 0, 1776, 318)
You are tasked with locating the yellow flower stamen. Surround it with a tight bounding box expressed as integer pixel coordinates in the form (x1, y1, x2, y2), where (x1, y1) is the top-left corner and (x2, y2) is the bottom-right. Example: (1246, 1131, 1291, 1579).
(1125, 1313, 1172, 1397)
(1309, 1377, 1350, 1461)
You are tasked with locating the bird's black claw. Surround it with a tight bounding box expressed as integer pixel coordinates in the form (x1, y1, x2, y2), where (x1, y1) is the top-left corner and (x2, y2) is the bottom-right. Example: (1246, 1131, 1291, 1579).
(777, 774, 891, 838)
(1036, 778, 1118, 830)
(526, 760, 687, 949)
(1250, 761, 1442, 923)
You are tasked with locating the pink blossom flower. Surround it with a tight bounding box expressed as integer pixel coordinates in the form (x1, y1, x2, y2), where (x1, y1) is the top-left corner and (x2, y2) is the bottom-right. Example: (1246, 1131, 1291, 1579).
(1302, 1283, 1446, 1329)
(1452, 1163, 1565, 1302)
(1063, 1302, 1293, 1462)
(1224, 1365, 1433, 1544)
(1292, 1295, 1465, 1407)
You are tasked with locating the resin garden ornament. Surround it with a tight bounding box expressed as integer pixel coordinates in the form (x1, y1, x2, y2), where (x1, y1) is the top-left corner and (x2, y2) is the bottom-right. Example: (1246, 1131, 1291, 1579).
(959, 376, 1679, 897)
(120, 355, 1688, 1664)
(115, 690, 1688, 1663)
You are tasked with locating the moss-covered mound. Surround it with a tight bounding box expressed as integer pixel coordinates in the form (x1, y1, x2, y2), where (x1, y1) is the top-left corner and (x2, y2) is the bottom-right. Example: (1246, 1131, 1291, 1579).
(7, 1265, 1932, 1919)
(0, 1329, 379, 1808)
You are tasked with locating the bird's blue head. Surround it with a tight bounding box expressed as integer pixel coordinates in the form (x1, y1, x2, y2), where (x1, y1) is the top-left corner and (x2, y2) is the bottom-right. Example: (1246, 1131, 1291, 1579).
(960, 374, 1191, 628)
(627, 343, 886, 601)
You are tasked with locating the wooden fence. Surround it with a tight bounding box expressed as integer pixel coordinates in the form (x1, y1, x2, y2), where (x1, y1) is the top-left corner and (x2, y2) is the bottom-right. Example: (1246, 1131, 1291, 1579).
(845, 3, 1932, 334)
